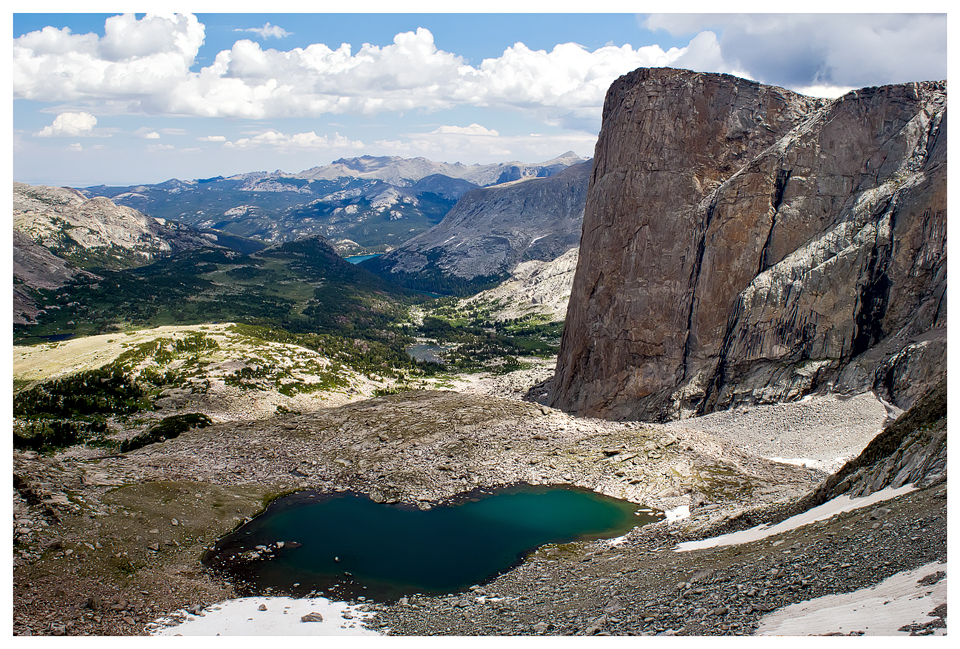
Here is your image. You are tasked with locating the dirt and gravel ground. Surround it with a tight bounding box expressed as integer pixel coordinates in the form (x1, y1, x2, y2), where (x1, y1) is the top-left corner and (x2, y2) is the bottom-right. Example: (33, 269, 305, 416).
(11, 352, 947, 636)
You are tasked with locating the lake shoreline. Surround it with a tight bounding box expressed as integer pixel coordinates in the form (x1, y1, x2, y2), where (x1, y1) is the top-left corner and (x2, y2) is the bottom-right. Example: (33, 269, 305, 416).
(13, 372, 944, 636)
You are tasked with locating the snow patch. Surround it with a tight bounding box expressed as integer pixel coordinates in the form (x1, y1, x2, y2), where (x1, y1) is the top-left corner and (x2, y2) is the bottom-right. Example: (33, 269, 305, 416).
(148, 595, 380, 636)
(675, 484, 915, 552)
(755, 561, 947, 636)
(768, 456, 851, 472)
(665, 505, 690, 522)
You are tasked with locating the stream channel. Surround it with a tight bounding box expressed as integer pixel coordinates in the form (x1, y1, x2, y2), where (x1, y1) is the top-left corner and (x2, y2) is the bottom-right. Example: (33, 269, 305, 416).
(203, 484, 662, 602)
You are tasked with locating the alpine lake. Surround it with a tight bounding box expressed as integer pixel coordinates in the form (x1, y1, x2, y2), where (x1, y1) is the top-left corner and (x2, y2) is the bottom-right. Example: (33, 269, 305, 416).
(203, 484, 662, 602)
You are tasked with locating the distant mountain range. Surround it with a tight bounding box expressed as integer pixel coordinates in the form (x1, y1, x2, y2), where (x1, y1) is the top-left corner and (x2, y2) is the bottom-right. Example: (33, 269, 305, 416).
(12, 182, 265, 326)
(12, 181, 416, 344)
(364, 161, 591, 295)
(79, 152, 588, 254)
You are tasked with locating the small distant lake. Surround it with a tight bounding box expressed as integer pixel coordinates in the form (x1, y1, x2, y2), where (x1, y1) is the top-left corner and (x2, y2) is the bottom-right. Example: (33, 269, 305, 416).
(36, 333, 75, 342)
(406, 343, 449, 363)
(344, 254, 383, 264)
(203, 484, 661, 602)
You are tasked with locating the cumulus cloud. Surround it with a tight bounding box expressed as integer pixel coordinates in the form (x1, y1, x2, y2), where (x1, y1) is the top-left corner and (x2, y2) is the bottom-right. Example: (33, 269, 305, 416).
(223, 130, 364, 151)
(14, 13, 946, 126)
(143, 132, 160, 139)
(35, 111, 98, 137)
(13, 15, 687, 126)
(236, 23, 291, 39)
(197, 135, 227, 142)
(431, 124, 499, 136)
(642, 13, 947, 90)
(14, 13, 204, 110)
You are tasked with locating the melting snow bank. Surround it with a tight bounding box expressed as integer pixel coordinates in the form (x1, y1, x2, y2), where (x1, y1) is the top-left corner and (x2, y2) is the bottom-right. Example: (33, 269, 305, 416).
(755, 561, 947, 636)
(675, 484, 916, 552)
(148, 595, 381, 636)
(665, 505, 690, 522)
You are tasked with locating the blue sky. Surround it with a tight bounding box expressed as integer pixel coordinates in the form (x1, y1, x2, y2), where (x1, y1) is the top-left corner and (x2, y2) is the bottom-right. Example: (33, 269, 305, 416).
(11, 8, 950, 187)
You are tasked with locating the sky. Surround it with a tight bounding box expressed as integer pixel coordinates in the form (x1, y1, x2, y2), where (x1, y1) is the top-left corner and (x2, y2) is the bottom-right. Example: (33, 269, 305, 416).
(10, 4, 952, 188)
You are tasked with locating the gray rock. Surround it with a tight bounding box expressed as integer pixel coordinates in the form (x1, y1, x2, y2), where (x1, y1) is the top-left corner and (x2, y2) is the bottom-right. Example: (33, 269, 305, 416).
(375, 162, 590, 283)
(551, 69, 946, 422)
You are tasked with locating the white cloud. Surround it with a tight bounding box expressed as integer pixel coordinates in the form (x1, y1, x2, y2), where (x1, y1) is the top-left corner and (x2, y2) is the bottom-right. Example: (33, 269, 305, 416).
(67, 143, 83, 151)
(143, 132, 161, 139)
(197, 135, 227, 142)
(35, 111, 98, 137)
(14, 13, 947, 128)
(370, 127, 597, 165)
(431, 124, 499, 136)
(14, 14, 204, 110)
(12, 16, 684, 127)
(236, 23, 291, 39)
(642, 13, 947, 89)
(792, 84, 856, 99)
(223, 130, 364, 151)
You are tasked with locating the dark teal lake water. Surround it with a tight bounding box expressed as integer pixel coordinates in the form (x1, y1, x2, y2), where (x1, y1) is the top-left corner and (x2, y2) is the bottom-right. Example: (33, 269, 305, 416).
(406, 342, 449, 363)
(344, 254, 383, 264)
(203, 484, 661, 602)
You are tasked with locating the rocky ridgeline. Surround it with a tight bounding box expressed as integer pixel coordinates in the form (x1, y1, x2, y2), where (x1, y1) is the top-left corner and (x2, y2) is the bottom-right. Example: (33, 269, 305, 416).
(799, 378, 946, 507)
(551, 69, 946, 422)
(370, 161, 590, 286)
(13, 230, 100, 324)
(296, 151, 587, 187)
(13, 182, 221, 269)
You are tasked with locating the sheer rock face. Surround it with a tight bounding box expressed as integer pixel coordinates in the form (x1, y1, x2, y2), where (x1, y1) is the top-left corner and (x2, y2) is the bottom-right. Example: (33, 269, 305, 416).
(550, 68, 946, 422)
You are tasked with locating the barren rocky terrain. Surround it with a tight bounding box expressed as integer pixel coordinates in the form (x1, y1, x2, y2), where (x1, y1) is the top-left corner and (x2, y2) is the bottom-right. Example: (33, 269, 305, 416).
(13, 345, 944, 636)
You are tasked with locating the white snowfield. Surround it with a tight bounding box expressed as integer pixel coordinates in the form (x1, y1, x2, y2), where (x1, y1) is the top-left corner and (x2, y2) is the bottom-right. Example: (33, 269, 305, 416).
(674, 483, 947, 637)
(756, 561, 947, 636)
(675, 484, 916, 552)
(148, 595, 381, 636)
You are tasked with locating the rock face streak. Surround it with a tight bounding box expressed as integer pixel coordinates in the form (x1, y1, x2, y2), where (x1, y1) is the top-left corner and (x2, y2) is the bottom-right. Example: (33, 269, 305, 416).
(550, 68, 946, 422)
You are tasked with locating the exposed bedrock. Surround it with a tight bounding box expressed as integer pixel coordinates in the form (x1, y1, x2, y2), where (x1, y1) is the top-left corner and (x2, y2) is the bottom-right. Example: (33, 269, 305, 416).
(371, 161, 590, 283)
(550, 68, 946, 422)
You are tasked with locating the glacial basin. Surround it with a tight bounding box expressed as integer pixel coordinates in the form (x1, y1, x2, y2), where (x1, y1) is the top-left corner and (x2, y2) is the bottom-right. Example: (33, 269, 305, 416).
(405, 342, 449, 363)
(203, 484, 662, 602)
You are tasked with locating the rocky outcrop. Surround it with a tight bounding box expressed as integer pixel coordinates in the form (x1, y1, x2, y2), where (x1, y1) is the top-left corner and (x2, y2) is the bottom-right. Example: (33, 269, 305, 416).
(13, 230, 99, 324)
(14, 182, 222, 269)
(550, 69, 946, 422)
(366, 161, 590, 294)
(461, 247, 579, 322)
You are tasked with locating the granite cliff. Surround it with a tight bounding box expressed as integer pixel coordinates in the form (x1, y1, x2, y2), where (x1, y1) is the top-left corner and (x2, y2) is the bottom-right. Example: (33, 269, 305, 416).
(550, 68, 946, 422)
